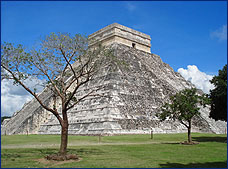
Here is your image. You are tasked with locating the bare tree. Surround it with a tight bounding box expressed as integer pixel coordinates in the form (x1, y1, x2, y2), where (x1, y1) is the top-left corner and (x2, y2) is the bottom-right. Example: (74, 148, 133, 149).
(1, 33, 119, 158)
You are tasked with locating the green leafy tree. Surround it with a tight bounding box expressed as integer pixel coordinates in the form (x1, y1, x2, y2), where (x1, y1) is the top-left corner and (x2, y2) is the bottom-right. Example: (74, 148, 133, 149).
(209, 64, 227, 122)
(1, 33, 119, 158)
(157, 88, 209, 143)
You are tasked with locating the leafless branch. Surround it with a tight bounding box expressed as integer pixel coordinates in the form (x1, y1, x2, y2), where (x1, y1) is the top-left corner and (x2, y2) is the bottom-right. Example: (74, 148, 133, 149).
(66, 86, 105, 111)
(2, 64, 63, 125)
(29, 54, 64, 99)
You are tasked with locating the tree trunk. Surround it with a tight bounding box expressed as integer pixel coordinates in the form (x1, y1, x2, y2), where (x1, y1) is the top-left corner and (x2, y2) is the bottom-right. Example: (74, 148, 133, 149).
(59, 120, 69, 155)
(188, 120, 192, 143)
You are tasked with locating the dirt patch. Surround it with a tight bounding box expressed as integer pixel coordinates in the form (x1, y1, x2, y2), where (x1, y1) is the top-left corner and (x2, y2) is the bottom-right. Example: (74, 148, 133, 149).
(36, 157, 81, 167)
(180, 141, 199, 145)
(46, 154, 79, 161)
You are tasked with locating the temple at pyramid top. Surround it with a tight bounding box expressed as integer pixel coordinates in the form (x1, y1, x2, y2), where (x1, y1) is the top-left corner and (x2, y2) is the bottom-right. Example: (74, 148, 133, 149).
(88, 23, 151, 53)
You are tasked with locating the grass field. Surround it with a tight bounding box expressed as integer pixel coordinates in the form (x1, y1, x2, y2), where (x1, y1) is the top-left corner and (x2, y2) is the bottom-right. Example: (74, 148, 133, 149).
(1, 133, 227, 168)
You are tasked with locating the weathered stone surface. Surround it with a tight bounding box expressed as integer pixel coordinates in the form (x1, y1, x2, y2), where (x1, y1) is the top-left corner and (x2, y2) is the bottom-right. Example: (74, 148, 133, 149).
(2, 43, 226, 135)
(1, 88, 53, 135)
(2, 23, 226, 135)
(88, 23, 151, 53)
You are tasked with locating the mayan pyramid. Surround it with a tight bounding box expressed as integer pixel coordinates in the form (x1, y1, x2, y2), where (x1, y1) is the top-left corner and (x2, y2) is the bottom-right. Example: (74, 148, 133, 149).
(1, 23, 226, 135)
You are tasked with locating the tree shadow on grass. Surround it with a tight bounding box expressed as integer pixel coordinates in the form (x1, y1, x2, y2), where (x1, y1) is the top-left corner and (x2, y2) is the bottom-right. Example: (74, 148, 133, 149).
(160, 142, 180, 145)
(159, 161, 227, 168)
(1, 153, 21, 159)
(192, 136, 227, 143)
(75, 148, 105, 155)
(37, 148, 104, 156)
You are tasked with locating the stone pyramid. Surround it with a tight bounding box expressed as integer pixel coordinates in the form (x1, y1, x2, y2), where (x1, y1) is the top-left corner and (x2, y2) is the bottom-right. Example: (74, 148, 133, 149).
(1, 23, 226, 135)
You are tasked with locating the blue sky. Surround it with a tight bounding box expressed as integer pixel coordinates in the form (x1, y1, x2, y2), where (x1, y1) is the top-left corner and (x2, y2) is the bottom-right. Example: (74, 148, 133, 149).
(1, 1, 227, 116)
(1, 1, 227, 74)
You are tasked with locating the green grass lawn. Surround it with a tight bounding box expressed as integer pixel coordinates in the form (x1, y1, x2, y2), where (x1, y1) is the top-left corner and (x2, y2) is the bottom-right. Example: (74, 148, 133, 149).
(1, 133, 227, 168)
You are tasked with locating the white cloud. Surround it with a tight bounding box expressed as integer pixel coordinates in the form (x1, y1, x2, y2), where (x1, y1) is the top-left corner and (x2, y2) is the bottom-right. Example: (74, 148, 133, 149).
(178, 65, 215, 94)
(1, 94, 33, 117)
(210, 25, 227, 41)
(1, 77, 46, 117)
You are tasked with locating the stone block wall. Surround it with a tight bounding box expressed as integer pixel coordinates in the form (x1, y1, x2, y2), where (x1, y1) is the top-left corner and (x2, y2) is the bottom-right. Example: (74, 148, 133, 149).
(88, 23, 151, 53)
(1, 42, 226, 136)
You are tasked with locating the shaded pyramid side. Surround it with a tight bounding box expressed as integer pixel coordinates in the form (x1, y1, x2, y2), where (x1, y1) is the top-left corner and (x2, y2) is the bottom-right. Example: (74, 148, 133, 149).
(1, 88, 53, 135)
